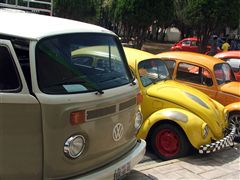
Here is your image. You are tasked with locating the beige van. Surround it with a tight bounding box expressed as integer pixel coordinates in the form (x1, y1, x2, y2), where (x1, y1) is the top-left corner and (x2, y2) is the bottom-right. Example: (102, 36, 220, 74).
(0, 10, 146, 179)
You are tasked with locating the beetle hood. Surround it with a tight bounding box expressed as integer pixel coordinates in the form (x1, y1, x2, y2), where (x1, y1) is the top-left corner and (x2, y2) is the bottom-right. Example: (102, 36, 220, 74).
(146, 80, 226, 138)
(220, 82, 240, 96)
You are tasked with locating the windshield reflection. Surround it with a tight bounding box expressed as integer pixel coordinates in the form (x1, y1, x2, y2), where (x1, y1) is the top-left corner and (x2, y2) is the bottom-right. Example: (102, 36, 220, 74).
(214, 63, 236, 85)
(138, 59, 170, 86)
(36, 33, 131, 94)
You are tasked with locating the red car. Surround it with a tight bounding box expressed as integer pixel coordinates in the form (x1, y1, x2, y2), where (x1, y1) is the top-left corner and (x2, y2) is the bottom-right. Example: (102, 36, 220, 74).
(214, 51, 240, 81)
(170, 38, 204, 52)
(171, 37, 221, 54)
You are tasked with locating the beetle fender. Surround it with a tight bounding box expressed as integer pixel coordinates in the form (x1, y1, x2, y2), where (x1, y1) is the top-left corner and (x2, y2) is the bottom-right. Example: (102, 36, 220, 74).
(225, 102, 240, 112)
(137, 108, 214, 149)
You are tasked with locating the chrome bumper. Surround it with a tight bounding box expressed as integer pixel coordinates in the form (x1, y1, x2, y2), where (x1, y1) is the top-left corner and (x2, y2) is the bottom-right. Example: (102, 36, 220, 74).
(69, 139, 146, 180)
(199, 124, 236, 154)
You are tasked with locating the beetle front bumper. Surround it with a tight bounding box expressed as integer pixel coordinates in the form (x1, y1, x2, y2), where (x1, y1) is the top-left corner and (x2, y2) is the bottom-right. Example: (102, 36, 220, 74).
(199, 124, 236, 154)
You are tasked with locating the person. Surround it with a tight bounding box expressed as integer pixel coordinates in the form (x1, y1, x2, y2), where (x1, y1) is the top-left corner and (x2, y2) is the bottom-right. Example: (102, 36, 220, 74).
(209, 35, 218, 56)
(217, 37, 223, 49)
(221, 38, 230, 51)
(230, 39, 237, 50)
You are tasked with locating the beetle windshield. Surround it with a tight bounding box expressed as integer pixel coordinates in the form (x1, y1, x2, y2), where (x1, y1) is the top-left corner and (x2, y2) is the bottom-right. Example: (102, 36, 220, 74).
(36, 33, 132, 94)
(214, 63, 236, 84)
(138, 59, 170, 86)
(223, 58, 240, 73)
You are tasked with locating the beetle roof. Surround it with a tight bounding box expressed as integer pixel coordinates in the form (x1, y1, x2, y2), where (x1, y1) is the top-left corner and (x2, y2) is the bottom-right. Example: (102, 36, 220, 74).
(0, 9, 114, 40)
(124, 47, 156, 69)
(156, 51, 225, 68)
(214, 50, 240, 59)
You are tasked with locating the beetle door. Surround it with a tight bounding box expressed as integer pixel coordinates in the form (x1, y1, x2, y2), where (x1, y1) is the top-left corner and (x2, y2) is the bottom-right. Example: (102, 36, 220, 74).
(0, 40, 42, 179)
(175, 62, 218, 99)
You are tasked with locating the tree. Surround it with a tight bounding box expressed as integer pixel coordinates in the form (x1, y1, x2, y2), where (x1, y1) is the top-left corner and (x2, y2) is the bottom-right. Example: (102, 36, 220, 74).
(107, 0, 174, 48)
(53, 0, 99, 23)
(174, 0, 240, 52)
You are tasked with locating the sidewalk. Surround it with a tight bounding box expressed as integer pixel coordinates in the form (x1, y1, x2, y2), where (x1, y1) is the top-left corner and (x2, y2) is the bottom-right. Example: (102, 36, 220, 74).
(125, 143, 240, 180)
(141, 41, 173, 54)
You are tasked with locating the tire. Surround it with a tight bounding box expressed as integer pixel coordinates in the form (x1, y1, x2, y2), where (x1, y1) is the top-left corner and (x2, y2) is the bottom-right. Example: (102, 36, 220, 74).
(229, 112, 240, 142)
(150, 123, 191, 160)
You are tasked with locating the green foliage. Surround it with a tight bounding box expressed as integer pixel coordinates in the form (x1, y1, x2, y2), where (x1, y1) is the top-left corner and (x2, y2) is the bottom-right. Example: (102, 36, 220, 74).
(108, 0, 174, 47)
(184, 0, 239, 31)
(52, 0, 239, 50)
(53, 0, 99, 23)
(174, 0, 240, 52)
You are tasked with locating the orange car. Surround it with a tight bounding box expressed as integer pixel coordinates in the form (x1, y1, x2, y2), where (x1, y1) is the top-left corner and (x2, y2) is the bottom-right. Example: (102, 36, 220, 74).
(156, 52, 240, 138)
(214, 50, 240, 81)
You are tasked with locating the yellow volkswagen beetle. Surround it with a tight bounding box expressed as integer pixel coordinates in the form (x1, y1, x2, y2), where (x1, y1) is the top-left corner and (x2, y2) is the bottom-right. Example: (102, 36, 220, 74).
(124, 47, 236, 160)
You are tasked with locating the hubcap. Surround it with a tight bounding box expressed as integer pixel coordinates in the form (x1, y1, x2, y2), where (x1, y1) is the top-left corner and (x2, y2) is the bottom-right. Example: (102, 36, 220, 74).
(155, 129, 180, 157)
(229, 114, 240, 136)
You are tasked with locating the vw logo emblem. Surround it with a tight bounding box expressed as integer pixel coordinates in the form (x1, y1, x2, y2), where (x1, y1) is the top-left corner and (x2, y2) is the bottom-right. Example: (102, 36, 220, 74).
(113, 123, 124, 141)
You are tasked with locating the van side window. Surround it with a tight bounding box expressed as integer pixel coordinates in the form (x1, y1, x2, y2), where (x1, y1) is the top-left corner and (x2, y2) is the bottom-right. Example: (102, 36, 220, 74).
(177, 63, 213, 86)
(0, 46, 20, 91)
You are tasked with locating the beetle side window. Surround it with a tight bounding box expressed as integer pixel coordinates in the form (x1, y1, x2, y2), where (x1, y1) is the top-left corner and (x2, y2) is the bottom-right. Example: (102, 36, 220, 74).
(177, 63, 213, 86)
(182, 40, 191, 46)
(0, 46, 20, 92)
(191, 41, 199, 46)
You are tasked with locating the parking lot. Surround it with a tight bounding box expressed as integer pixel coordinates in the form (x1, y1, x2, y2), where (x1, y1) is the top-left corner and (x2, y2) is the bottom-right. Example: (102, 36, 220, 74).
(125, 143, 240, 180)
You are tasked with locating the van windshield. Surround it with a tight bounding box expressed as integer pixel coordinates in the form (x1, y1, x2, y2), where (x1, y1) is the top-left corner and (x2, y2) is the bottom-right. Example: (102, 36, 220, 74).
(36, 33, 132, 94)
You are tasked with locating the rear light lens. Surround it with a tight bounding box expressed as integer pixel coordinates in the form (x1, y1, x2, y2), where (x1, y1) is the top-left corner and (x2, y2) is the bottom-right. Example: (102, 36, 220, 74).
(136, 92, 143, 105)
(64, 135, 85, 159)
(70, 110, 85, 125)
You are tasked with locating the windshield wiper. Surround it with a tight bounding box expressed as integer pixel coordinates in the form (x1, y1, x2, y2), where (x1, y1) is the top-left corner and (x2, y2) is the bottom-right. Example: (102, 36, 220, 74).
(130, 77, 136, 85)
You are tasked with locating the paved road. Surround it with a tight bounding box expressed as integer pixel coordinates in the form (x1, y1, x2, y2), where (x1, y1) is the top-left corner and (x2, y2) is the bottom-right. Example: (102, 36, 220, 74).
(124, 143, 240, 180)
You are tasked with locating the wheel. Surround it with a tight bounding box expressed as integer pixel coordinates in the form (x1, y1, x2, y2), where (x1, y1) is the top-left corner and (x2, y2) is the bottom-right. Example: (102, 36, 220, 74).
(229, 112, 240, 142)
(150, 123, 191, 160)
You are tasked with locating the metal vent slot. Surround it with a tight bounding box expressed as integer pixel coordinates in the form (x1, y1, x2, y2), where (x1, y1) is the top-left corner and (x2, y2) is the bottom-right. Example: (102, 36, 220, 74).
(119, 98, 136, 111)
(87, 105, 116, 120)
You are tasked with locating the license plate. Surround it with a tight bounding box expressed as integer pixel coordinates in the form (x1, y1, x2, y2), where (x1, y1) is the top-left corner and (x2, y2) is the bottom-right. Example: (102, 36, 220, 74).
(114, 162, 131, 180)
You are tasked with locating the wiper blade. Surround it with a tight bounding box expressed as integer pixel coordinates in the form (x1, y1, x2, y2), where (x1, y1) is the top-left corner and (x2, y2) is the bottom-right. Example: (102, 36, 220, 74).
(130, 77, 136, 85)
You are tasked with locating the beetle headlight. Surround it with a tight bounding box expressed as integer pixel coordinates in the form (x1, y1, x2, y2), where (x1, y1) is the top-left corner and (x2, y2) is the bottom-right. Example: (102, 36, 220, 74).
(64, 135, 85, 159)
(134, 110, 143, 130)
(202, 124, 209, 139)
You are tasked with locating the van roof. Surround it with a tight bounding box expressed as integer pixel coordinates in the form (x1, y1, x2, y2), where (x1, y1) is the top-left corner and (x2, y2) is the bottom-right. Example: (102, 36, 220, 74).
(0, 10, 114, 40)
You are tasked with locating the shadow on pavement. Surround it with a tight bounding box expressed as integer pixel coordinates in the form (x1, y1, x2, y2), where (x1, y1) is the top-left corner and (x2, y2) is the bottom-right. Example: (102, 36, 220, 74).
(124, 170, 158, 180)
(183, 143, 240, 166)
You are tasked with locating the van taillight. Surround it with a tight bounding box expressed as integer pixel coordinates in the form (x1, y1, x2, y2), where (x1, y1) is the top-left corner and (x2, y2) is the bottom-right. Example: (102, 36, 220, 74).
(136, 92, 143, 105)
(70, 110, 85, 125)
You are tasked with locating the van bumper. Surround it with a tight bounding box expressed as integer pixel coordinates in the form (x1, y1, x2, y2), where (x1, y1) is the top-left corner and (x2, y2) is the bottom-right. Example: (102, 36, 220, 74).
(70, 139, 146, 180)
(198, 124, 236, 154)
